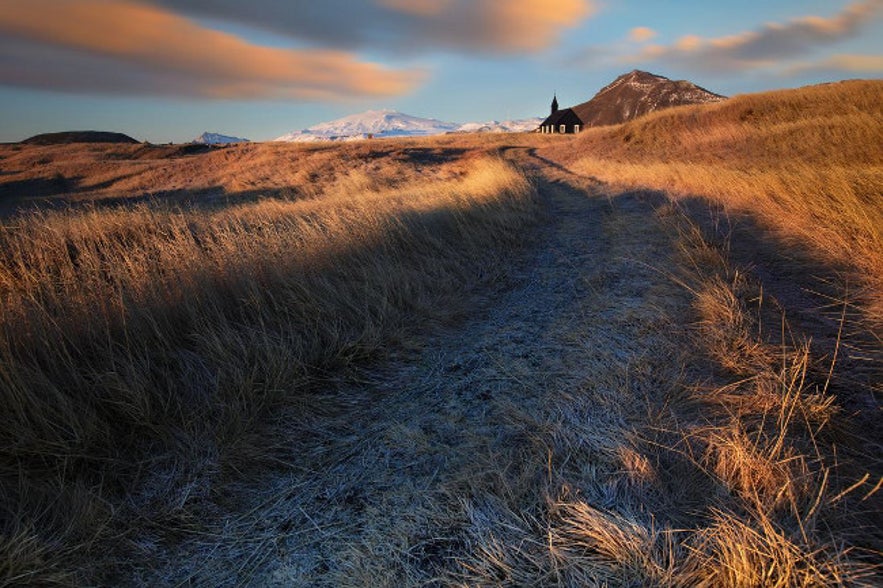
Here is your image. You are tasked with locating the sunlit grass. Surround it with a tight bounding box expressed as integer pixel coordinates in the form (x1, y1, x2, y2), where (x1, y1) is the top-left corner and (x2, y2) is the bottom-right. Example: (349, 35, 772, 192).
(555, 79, 883, 322)
(0, 153, 539, 584)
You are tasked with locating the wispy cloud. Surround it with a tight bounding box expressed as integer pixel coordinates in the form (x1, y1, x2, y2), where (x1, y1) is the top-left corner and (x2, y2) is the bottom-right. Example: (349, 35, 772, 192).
(0, 0, 597, 100)
(628, 27, 657, 44)
(785, 54, 883, 76)
(0, 0, 425, 100)
(625, 0, 883, 73)
(147, 0, 596, 54)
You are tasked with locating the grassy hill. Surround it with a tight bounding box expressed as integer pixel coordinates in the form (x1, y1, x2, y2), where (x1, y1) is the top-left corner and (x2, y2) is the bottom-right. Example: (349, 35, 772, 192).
(0, 142, 542, 584)
(0, 82, 880, 585)
(547, 79, 883, 324)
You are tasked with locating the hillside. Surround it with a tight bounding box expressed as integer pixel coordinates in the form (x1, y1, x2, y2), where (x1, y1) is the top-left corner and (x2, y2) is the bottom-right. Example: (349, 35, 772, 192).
(0, 135, 552, 215)
(0, 81, 880, 586)
(21, 130, 139, 145)
(571, 70, 726, 127)
(548, 79, 883, 322)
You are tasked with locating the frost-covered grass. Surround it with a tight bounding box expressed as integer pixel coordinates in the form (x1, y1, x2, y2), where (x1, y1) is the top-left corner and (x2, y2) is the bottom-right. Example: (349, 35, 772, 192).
(0, 150, 539, 585)
(1, 80, 880, 585)
(555, 79, 883, 325)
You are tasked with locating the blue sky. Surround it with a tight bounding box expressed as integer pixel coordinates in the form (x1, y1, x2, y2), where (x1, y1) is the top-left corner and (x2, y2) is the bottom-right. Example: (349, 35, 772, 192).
(0, 0, 880, 142)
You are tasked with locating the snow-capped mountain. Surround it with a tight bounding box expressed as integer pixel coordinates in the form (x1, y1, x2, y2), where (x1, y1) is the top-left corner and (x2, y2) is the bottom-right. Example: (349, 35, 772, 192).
(274, 110, 460, 142)
(193, 132, 249, 144)
(455, 118, 543, 133)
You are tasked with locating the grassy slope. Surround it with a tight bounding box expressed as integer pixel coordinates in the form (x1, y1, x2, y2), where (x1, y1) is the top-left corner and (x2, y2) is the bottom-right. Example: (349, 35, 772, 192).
(546, 79, 883, 324)
(0, 146, 540, 585)
(0, 80, 880, 585)
(536, 79, 883, 586)
(0, 134, 555, 212)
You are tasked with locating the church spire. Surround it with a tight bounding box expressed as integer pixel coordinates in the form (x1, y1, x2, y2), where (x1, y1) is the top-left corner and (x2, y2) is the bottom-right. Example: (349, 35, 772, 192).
(551, 93, 559, 114)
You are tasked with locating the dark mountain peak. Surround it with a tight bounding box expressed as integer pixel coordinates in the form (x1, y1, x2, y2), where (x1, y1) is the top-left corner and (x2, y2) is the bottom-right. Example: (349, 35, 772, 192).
(21, 131, 139, 145)
(622, 69, 668, 82)
(571, 70, 726, 128)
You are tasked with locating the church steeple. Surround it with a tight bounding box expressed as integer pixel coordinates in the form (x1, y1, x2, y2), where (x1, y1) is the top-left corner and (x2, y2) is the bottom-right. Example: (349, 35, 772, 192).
(551, 93, 559, 115)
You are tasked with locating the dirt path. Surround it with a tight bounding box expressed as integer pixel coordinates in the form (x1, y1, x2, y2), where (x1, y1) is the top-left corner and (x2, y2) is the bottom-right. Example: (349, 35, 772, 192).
(149, 155, 696, 586)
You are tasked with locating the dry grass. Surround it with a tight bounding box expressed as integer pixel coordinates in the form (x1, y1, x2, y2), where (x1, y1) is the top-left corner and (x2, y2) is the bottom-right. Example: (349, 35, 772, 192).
(530, 81, 883, 585)
(548, 79, 883, 324)
(0, 147, 539, 585)
(657, 206, 880, 586)
(0, 133, 555, 212)
(536, 204, 880, 587)
(1, 83, 880, 585)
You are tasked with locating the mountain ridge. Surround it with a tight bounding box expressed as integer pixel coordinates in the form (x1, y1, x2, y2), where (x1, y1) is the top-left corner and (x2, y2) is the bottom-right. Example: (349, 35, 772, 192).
(275, 110, 543, 142)
(193, 132, 249, 144)
(571, 70, 726, 128)
(275, 110, 459, 142)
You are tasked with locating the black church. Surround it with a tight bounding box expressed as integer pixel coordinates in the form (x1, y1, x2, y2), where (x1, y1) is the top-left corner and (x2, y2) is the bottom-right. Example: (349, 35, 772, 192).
(538, 95, 582, 134)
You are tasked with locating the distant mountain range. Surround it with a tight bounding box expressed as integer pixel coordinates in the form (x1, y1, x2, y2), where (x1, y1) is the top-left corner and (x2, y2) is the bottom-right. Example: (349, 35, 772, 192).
(454, 118, 544, 133)
(21, 71, 726, 146)
(274, 71, 725, 142)
(571, 70, 726, 127)
(274, 110, 543, 142)
(192, 132, 249, 144)
(275, 110, 455, 142)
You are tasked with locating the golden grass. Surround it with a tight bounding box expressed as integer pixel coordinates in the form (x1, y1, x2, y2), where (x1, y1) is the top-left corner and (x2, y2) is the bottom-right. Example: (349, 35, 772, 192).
(549, 79, 883, 323)
(531, 203, 880, 587)
(0, 132, 555, 211)
(660, 206, 879, 586)
(0, 151, 539, 584)
(1, 85, 880, 584)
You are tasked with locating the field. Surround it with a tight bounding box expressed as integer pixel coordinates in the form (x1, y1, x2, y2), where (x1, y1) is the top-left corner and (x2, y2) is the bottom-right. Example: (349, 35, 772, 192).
(0, 81, 880, 586)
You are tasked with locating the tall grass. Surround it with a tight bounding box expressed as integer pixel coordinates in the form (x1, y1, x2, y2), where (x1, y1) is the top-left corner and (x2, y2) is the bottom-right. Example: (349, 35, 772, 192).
(529, 82, 883, 584)
(536, 205, 879, 586)
(660, 208, 880, 586)
(0, 156, 538, 584)
(553, 79, 883, 321)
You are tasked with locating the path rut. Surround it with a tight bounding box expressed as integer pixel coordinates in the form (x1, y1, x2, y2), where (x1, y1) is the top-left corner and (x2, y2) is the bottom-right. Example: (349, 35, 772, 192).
(151, 154, 695, 586)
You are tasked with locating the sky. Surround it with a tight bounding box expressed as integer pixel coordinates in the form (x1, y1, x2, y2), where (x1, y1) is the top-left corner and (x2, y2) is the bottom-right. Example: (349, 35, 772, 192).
(0, 0, 881, 143)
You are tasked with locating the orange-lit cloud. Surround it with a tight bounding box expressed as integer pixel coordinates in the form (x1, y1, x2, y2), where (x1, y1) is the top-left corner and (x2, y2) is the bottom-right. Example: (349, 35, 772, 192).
(675, 35, 702, 51)
(0, 0, 596, 99)
(477, 0, 595, 52)
(628, 27, 657, 43)
(0, 0, 420, 100)
(146, 0, 596, 54)
(625, 0, 882, 72)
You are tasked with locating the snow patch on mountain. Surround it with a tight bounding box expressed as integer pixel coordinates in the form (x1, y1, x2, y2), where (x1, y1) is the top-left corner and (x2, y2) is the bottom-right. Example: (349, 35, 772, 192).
(274, 110, 544, 142)
(274, 110, 459, 142)
(455, 118, 543, 133)
(193, 132, 249, 144)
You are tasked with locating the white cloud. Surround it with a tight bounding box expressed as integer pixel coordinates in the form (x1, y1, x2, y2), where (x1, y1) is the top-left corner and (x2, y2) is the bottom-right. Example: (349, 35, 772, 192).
(625, 0, 883, 73)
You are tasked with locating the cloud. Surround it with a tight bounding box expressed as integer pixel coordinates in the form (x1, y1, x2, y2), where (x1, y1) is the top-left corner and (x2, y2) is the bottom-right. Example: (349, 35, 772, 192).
(625, 0, 883, 73)
(785, 54, 883, 76)
(378, 0, 455, 18)
(0, 0, 421, 100)
(0, 0, 596, 99)
(146, 0, 596, 54)
(628, 27, 657, 43)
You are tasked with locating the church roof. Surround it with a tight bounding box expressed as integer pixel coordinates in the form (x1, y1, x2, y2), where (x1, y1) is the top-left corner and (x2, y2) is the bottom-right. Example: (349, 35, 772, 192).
(540, 108, 582, 127)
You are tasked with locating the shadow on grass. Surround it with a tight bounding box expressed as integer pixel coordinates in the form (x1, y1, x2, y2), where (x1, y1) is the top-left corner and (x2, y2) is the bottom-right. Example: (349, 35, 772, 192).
(0, 179, 541, 584)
